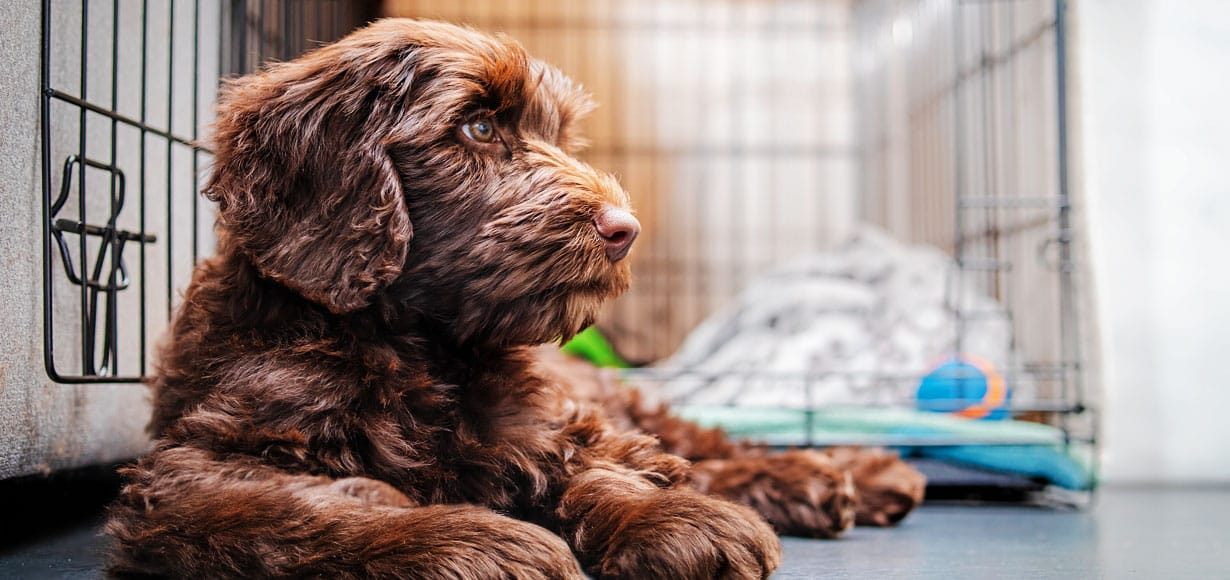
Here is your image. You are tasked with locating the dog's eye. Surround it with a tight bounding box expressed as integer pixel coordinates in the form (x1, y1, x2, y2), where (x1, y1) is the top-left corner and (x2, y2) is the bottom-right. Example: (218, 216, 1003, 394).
(462, 118, 498, 144)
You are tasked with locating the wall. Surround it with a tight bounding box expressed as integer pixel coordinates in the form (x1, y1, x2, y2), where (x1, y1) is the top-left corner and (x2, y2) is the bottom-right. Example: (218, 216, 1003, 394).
(1075, 0, 1230, 482)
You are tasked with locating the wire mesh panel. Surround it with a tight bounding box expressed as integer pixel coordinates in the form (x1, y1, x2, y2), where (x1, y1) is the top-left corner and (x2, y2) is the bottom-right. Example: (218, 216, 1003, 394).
(38, 0, 1093, 472)
(220, 0, 378, 76)
(385, 0, 1093, 459)
(854, 0, 1090, 442)
(388, 0, 860, 364)
(40, 0, 374, 383)
(41, 0, 217, 382)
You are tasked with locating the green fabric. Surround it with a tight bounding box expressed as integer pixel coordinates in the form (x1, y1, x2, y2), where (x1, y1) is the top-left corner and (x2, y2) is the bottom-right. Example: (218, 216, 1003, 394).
(560, 326, 629, 368)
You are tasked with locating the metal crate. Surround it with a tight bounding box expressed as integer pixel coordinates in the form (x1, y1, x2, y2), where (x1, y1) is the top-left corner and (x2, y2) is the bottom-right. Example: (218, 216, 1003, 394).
(40, 0, 1096, 482)
(388, 0, 1095, 467)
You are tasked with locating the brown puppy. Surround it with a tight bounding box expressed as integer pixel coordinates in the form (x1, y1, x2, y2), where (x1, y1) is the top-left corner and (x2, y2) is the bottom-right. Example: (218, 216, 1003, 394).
(105, 19, 917, 579)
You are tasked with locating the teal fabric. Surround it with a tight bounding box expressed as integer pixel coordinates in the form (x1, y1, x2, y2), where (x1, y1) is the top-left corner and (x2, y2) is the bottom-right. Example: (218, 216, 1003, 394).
(676, 405, 1095, 490)
(914, 443, 1093, 491)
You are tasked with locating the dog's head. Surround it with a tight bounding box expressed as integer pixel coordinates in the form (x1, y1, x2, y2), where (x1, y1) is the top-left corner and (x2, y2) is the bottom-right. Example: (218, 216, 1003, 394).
(206, 19, 637, 347)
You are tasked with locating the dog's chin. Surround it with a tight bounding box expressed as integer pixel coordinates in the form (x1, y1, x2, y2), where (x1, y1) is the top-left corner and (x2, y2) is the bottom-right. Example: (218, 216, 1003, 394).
(578, 261, 633, 298)
(553, 273, 631, 339)
(456, 266, 630, 349)
(528, 276, 630, 345)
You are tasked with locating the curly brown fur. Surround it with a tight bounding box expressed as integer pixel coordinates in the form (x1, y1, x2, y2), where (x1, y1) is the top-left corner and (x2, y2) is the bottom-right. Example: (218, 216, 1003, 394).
(688, 451, 857, 539)
(821, 446, 926, 527)
(107, 19, 782, 579)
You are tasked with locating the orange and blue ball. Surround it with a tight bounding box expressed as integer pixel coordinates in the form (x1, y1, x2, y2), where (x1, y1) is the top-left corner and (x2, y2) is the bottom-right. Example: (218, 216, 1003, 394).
(916, 356, 1011, 420)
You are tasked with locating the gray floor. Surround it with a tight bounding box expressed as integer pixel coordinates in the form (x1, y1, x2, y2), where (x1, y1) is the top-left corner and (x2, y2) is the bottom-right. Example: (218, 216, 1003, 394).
(2, 487, 1227, 579)
(780, 487, 1230, 579)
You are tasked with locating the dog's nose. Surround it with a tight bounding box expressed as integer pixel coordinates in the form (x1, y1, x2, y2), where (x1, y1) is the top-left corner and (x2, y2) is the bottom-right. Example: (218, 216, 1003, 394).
(593, 205, 640, 262)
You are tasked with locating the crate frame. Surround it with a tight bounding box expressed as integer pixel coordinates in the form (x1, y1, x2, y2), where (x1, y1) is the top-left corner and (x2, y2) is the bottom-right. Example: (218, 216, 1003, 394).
(39, 0, 1096, 483)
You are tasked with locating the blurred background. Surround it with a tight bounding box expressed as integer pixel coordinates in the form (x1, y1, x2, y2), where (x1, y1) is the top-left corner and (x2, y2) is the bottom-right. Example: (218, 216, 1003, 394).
(2, 0, 1228, 517)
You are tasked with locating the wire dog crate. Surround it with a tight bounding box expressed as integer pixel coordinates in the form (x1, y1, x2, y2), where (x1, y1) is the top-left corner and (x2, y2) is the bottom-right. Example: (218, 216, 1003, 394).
(41, 0, 1095, 490)
(387, 0, 1097, 487)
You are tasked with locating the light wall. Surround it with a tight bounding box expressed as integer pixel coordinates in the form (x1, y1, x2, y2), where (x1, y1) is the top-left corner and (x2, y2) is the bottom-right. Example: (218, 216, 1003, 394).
(1075, 0, 1230, 483)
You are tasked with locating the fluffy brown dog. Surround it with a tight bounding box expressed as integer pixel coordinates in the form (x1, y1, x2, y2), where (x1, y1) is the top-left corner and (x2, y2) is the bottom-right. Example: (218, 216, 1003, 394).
(106, 19, 923, 578)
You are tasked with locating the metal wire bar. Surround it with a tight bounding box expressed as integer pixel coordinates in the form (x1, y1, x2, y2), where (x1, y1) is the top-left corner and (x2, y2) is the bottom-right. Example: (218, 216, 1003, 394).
(140, 0, 149, 375)
(45, 90, 199, 149)
(952, 4, 968, 354)
(166, 0, 175, 322)
(106, 0, 121, 375)
(193, 0, 201, 264)
(78, 0, 90, 374)
(1053, 0, 1088, 437)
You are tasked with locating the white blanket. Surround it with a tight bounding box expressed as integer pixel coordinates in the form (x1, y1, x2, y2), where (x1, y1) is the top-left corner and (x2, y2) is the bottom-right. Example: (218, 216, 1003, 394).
(656, 226, 1024, 408)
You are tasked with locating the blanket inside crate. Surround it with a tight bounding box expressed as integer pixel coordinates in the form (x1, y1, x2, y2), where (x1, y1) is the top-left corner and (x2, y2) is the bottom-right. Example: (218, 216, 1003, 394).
(654, 226, 1027, 408)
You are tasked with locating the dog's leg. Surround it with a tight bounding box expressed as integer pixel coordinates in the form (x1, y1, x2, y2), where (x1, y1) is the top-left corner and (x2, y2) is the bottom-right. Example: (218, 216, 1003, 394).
(561, 356, 923, 535)
(612, 387, 930, 534)
(556, 466, 781, 580)
(604, 387, 855, 537)
(106, 445, 583, 579)
(688, 446, 925, 533)
(820, 447, 927, 527)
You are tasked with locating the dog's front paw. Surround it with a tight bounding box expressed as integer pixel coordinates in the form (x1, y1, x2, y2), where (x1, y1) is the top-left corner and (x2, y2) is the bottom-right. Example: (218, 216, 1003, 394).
(824, 447, 926, 526)
(691, 450, 857, 538)
(409, 506, 584, 580)
(597, 491, 780, 580)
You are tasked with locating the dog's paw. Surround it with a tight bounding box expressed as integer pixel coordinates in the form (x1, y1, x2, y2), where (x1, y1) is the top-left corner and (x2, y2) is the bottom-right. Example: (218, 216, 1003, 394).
(690, 450, 858, 539)
(598, 491, 781, 580)
(408, 506, 585, 580)
(823, 447, 926, 526)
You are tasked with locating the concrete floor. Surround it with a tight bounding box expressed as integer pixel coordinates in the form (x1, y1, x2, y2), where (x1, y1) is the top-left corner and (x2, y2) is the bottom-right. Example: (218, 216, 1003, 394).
(1, 487, 1227, 578)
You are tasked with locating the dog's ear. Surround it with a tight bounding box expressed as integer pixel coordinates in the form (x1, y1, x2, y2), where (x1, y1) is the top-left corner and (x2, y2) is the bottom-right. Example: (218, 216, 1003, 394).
(204, 43, 414, 314)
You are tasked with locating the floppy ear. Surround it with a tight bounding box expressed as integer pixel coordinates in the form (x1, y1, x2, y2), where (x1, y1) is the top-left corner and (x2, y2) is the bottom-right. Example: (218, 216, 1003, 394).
(204, 45, 413, 314)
